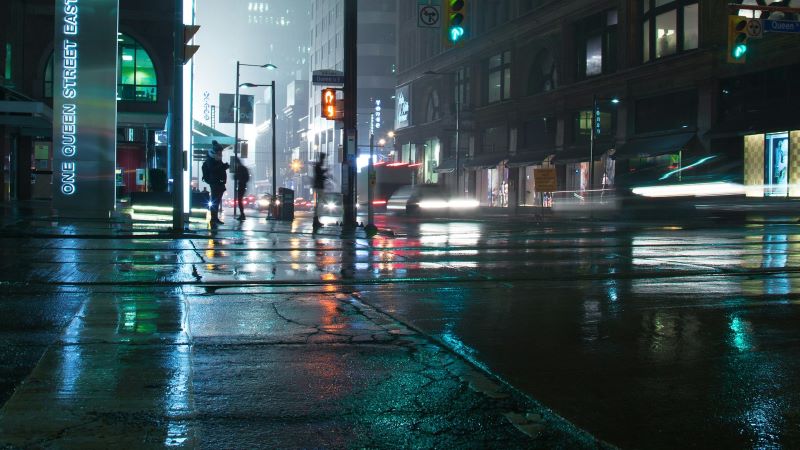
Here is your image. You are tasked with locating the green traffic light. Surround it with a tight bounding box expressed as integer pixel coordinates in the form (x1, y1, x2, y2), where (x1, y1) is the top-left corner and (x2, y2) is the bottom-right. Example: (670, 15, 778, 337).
(732, 43, 747, 59)
(449, 26, 464, 42)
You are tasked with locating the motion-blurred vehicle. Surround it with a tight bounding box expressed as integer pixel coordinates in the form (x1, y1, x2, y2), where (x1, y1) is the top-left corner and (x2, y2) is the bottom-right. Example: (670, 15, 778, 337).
(293, 197, 313, 211)
(256, 194, 281, 212)
(387, 184, 477, 215)
(224, 194, 257, 210)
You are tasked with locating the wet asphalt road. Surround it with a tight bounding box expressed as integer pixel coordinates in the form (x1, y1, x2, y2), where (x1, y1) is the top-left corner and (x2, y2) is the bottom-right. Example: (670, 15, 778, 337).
(0, 205, 799, 448)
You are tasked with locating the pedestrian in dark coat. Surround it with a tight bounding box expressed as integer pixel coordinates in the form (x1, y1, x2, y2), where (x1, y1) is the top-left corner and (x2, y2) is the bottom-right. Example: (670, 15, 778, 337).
(233, 156, 250, 221)
(202, 140, 229, 227)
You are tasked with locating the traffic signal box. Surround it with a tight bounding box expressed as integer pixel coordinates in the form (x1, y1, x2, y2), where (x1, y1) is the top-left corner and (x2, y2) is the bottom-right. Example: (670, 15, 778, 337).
(727, 16, 748, 64)
(321, 88, 342, 120)
(182, 25, 200, 64)
(445, 0, 467, 47)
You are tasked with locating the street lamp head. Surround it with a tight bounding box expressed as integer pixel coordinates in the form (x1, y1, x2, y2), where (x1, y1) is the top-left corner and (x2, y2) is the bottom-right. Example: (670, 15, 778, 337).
(387, 131, 395, 138)
(611, 97, 621, 104)
(378, 138, 386, 146)
(240, 82, 273, 88)
(262, 63, 278, 70)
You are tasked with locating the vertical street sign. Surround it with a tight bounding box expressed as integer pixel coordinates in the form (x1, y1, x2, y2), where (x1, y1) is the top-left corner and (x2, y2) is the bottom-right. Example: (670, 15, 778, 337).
(53, 0, 119, 218)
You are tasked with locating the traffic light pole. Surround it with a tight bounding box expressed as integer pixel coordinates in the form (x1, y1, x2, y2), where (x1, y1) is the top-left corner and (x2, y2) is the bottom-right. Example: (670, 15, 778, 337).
(233, 62, 241, 218)
(342, 0, 358, 233)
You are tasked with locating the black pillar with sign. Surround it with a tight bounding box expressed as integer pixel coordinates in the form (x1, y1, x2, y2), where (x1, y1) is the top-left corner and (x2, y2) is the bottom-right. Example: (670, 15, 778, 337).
(342, 0, 357, 231)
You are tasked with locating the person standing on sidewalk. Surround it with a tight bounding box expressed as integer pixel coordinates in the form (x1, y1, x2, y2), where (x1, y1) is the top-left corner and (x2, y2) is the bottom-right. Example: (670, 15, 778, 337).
(202, 140, 229, 228)
(312, 153, 328, 230)
(233, 156, 250, 221)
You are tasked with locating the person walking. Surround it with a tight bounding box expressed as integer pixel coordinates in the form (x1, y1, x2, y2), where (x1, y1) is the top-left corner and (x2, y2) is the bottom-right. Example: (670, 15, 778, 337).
(233, 156, 250, 221)
(312, 153, 328, 230)
(202, 140, 229, 228)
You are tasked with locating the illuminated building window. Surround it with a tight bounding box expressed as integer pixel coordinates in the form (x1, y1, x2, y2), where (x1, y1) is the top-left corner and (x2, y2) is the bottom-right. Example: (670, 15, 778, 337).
(44, 33, 158, 102)
(642, 0, 698, 63)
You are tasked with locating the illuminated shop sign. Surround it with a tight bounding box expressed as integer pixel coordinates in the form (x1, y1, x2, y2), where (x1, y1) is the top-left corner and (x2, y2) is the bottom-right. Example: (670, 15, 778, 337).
(395, 84, 410, 129)
(53, 0, 119, 216)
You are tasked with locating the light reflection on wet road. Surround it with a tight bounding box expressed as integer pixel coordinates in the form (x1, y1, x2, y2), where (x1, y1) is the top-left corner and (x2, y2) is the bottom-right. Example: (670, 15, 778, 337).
(356, 215, 800, 449)
(1, 210, 799, 448)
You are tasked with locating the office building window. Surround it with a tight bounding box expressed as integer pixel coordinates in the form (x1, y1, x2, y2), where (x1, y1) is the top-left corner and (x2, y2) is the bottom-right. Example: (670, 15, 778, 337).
(642, 0, 699, 62)
(578, 10, 618, 78)
(487, 51, 511, 103)
(454, 67, 471, 110)
(527, 48, 558, 94)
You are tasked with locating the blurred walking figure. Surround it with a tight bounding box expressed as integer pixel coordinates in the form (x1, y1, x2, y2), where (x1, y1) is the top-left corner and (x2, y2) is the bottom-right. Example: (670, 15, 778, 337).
(202, 140, 229, 228)
(312, 153, 328, 230)
(233, 156, 250, 221)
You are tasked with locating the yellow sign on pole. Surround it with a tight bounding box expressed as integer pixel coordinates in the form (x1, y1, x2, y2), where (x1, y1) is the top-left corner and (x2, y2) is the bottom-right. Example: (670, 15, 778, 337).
(533, 168, 557, 192)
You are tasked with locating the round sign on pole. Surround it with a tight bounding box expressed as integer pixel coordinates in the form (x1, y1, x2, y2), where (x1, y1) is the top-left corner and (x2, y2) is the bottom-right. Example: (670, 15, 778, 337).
(746, 18, 763, 39)
(418, 5, 440, 28)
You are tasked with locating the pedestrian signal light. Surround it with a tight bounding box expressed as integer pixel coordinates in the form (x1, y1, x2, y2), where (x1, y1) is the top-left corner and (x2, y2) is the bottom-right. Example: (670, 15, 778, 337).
(727, 16, 748, 64)
(321, 88, 337, 120)
(447, 0, 467, 44)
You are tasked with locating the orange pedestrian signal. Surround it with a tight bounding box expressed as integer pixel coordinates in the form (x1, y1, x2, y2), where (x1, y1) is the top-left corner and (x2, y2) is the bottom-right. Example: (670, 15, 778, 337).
(321, 88, 338, 120)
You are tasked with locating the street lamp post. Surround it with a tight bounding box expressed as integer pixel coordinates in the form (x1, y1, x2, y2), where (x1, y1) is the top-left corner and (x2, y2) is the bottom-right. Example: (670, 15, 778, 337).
(589, 95, 620, 192)
(233, 62, 276, 219)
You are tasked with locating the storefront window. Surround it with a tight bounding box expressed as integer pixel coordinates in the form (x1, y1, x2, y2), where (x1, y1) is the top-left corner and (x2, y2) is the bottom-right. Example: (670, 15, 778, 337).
(422, 139, 440, 183)
(642, 0, 698, 63)
(44, 33, 158, 101)
(765, 132, 789, 197)
(477, 164, 509, 207)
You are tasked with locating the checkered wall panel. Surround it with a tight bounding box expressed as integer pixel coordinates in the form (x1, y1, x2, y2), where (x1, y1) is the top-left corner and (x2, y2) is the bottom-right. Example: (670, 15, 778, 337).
(744, 134, 765, 197)
(791, 131, 800, 197)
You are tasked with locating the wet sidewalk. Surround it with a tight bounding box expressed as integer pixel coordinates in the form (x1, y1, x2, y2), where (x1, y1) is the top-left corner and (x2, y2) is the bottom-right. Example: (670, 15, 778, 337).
(0, 211, 606, 448)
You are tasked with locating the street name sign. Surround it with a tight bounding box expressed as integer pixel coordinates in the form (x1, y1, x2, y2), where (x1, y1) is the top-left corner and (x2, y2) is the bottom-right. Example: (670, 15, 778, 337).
(312, 69, 345, 85)
(763, 19, 800, 34)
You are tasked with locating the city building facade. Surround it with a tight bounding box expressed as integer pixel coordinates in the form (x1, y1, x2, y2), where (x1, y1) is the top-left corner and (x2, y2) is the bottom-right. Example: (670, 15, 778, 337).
(1, 0, 177, 202)
(394, 0, 800, 209)
(306, 0, 397, 199)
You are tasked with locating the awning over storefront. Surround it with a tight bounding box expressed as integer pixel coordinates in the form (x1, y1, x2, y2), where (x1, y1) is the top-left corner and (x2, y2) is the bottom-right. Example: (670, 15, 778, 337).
(551, 142, 612, 164)
(192, 120, 235, 148)
(118, 112, 167, 129)
(615, 132, 703, 159)
(434, 157, 456, 173)
(0, 99, 53, 137)
(462, 153, 508, 169)
(506, 149, 553, 167)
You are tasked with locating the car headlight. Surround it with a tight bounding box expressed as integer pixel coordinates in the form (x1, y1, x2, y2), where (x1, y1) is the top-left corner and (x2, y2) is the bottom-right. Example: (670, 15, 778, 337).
(418, 199, 449, 209)
(325, 202, 337, 210)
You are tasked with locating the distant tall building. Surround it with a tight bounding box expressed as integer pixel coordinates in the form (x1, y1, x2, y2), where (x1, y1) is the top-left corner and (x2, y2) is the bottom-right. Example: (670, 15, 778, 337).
(306, 0, 397, 194)
(195, 0, 311, 193)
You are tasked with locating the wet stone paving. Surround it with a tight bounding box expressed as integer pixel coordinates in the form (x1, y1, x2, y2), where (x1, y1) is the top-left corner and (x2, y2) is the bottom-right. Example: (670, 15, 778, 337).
(2, 206, 800, 448)
(0, 213, 602, 449)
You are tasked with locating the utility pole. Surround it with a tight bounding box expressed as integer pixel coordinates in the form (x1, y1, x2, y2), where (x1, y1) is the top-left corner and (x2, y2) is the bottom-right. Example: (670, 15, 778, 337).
(271, 81, 277, 215)
(365, 114, 377, 237)
(342, 0, 358, 232)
